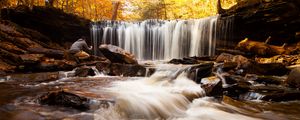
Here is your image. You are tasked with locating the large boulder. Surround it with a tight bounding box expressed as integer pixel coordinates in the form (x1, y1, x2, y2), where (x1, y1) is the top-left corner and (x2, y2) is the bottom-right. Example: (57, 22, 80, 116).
(99, 44, 138, 64)
(286, 67, 300, 88)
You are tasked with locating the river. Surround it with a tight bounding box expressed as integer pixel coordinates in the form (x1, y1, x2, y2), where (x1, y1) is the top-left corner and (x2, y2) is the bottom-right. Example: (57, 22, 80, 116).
(1, 63, 300, 120)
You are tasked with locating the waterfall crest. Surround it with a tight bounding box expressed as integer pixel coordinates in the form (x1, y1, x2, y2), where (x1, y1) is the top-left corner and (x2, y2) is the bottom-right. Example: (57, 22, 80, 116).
(91, 16, 233, 60)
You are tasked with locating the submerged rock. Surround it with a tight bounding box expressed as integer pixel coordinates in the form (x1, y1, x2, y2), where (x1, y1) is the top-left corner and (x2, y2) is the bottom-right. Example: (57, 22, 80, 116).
(186, 63, 214, 83)
(39, 91, 90, 111)
(261, 92, 300, 102)
(109, 63, 146, 77)
(168, 56, 214, 64)
(95, 62, 147, 77)
(74, 66, 95, 77)
(99, 44, 137, 64)
(286, 67, 300, 88)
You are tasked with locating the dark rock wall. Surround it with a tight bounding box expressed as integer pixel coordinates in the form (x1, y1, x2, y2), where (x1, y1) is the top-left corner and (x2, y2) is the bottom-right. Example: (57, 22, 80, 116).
(1, 5, 91, 47)
(220, 0, 300, 45)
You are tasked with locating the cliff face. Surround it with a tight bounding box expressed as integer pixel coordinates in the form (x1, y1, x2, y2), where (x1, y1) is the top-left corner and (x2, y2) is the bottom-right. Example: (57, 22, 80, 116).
(0, 6, 92, 74)
(1, 5, 91, 47)
(219, 0, 300, 45)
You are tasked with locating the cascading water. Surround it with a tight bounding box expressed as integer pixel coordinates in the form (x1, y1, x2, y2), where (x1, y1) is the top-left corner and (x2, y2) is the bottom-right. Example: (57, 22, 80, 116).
(91, 16, 234, 60)
(93, 64, 260, 120)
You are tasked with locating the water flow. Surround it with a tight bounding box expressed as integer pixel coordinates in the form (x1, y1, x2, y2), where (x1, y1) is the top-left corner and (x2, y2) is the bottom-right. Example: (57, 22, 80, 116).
(91, 16, 233, 60)
(93, 64, 260, 119)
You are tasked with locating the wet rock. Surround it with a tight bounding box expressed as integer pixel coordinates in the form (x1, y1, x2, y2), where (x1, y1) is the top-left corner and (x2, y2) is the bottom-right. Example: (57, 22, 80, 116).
(95, 61, 111, 75)
(109, 63, 146, 77)
(245, 62, 289, 76)
(0, 60, 16, 73)
(224, 81, 252, 99)
(0, 48, 23, 66)
(7, 72, 59, 83)
(27, 47, 64, 59)
(222, 62, 238, 71)
(39, 91, 90, 111)
(286, 67, 300, 88)
(0, 41, 26, 54)
(99, 44, 137, 64)
(254, 76, 283, 85)
(216, 53, 234, 63)
(74, 66, 95, 77)
(169, 56, 215, 64)
(32, 59, 76, 72)
(187, 63, 214, 83)
(216, 53, 251, 69)
(201, 76, 223, 97)
(20, 54, 44, 64)
(261, 92, 300, 102)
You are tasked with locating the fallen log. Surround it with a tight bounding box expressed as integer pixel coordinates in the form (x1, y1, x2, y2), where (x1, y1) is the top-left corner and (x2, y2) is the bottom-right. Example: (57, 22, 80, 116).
(236, 38, 285, 56)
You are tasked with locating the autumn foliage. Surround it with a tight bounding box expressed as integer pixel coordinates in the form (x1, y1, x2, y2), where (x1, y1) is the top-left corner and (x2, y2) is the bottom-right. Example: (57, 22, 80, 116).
(0, 0, 236, 21)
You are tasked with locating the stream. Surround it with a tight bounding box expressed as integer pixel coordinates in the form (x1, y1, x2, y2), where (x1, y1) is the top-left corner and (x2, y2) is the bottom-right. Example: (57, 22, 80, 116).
(1, 62, 300, 120)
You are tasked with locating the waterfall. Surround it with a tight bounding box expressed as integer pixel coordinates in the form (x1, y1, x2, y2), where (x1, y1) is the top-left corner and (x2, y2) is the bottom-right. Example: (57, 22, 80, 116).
(91, 15, 234, 60)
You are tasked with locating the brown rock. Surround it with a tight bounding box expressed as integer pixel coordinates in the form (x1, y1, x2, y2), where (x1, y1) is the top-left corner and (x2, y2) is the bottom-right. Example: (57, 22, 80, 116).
(95, 61, 111, 75)
(39, 90, 90, 111)
(0, 41, 26, 54)
(0, 60, 16, 73)
(20, 54, 44, 64)
(187, 63, 214, 83)
(245, 62, 289, 76)
(216, 53, 234, 63)
(74, 66, 95, 77)
(99, 44, 137, 64)
(201, 76, 223, 97)
(286, 67, 300, 88)
(109, 63, 146, 77)
(27, 47, 64, 59)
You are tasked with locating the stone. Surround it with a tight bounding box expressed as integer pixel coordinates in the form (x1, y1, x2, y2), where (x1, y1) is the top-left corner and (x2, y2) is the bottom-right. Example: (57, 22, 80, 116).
(254, 76, 283, 85)
(261, 92, 300, 102)
(95, 61, 111, 75)
(74, 66, 95, 77)
(0, 60, 16, 73)
(39, 91, 90, 111)
(223, 81, 252, 99)
(7, 72, 59, 83)
(99, 44, 137, 64)
(109, 63, 146, 77)
(0, 48, 23, 66)
(222, 62, 238, 71)
(186, 63, 214, 83)
(216, 53, 234, 63)
(286, 67, 300, 88)
(27, 47, 64, 59)
(20, 54, 44, 64)
(201, 76, 223, 97)
(245, 62, 289, 76)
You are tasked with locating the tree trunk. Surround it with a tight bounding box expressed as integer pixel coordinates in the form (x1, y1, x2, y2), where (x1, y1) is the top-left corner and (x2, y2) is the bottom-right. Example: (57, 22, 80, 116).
(217, 0, 225, 14)
(111, 1, 120, 21)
